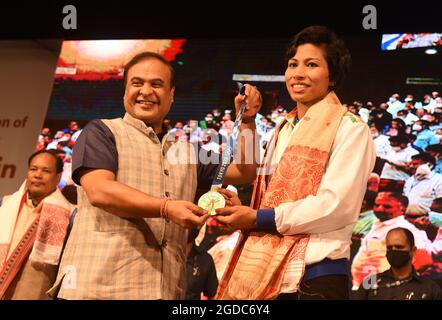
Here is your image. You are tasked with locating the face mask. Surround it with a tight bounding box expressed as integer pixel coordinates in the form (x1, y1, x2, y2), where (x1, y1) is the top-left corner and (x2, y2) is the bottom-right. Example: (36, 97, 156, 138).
(391, 146, 402, 152)
(412, 124, 422, 131)
(428, 211, 442, 227)
(389, 97, 397, 103)
(205, 117, 213, 122)
(371, 132, 379, 139)
(213, 112, 220, 117)
(387, 250, 412, 268)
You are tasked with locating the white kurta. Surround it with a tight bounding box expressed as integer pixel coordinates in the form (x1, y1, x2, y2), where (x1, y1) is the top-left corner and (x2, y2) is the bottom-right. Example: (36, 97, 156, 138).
(380, 146, 419, 181)
(404, 171, 442, 215)
(270, 115, 376, 275)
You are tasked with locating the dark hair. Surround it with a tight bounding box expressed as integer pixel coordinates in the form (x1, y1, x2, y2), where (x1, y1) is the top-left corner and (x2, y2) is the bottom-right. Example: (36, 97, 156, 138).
(285, 25, 351, 90)
(370, 122, 384, 133)
(411, 152, 436, 167)
(383, 192, 409, 208)
(392, 118, 406, 129)
(419, 120, 430, 129)
(389, 135, 409, 146)
(387, 227, 415, 248)
(28, 150, 63, 174)
(123, 51, 176, 88)
(426, 144, 442, 154)
(431, 197, 442, 212)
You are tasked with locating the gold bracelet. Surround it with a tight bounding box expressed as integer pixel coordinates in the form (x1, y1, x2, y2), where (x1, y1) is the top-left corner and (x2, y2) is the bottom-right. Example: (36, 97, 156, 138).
(164, 199, 170, 222)
(160, 198, 170, 221)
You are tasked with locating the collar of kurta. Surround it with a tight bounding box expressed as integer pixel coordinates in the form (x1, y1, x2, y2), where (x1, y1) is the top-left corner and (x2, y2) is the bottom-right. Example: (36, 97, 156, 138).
(123, 112, 167, 142)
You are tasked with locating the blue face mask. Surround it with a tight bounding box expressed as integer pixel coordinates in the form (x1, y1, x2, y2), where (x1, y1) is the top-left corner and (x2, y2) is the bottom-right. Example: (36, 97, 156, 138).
(428, 211, 442, 227)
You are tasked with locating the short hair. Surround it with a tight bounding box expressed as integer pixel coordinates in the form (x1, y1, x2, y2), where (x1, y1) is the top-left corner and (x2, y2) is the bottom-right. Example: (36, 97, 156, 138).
(419, 120, 430, 128)
(123, 51, 176, 88)
(411, 152, 436, 167)
(431, 197, 442, 212)
(28, 150, 63, 174)
(389, 135, 409, 146)
(285, 25, 352, 90)
(387, 227, 415, 248)
(370, 122, 384, 133)
(382, 192, 409, 208)
(426, 144, 442, 154)
(392, 118, 406, 128)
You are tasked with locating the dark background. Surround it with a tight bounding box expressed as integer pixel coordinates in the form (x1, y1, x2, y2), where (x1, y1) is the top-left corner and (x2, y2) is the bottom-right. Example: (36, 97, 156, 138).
(2, 0, 441, 125)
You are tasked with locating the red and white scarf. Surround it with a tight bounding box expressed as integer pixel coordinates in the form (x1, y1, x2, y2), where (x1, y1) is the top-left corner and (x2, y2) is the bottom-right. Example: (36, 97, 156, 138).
(216, 92, 348, 299)
(0, 181, 72, 299)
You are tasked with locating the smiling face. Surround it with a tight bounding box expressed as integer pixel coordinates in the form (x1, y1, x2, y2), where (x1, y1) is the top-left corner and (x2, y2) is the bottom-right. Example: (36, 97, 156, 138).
(123, 58, 175, 132)
(285, 43, 333, 108)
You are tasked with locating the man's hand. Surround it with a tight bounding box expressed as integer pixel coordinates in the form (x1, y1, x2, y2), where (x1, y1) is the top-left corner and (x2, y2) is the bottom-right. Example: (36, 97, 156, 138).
(214, 205, 257, 231)
(235, 84, 262, 123)
(216, 187, 242, 206)
(166, 200, 209, 228)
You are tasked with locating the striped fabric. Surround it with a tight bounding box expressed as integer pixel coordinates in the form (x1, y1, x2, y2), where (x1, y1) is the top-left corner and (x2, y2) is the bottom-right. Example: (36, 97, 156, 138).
(53, 113, 197, 299)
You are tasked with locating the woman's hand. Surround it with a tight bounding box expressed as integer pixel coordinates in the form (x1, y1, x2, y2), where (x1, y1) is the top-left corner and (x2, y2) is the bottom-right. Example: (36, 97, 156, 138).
(214, 205, 257, 231)
(216, 187, 242, 206)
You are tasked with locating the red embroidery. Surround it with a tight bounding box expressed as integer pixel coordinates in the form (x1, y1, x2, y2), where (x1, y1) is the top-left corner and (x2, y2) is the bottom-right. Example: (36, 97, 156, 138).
(0, 245, 8, 270)
(261, 145, 328, 209)
(36, 205, 70, 246)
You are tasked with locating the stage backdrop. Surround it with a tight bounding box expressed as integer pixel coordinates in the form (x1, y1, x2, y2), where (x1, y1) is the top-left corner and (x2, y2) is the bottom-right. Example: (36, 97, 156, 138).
(0, 40, 61, 196)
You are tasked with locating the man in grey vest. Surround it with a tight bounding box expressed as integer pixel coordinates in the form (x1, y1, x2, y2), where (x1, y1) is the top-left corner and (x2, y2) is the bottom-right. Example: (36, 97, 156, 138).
(49, 52, 261, 299)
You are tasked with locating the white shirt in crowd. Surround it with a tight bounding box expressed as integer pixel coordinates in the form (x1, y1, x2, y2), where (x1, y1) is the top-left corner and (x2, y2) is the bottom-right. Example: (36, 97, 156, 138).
(380, 145, 419, 181)
(403, 170, 442, 215)
(373, 134, 391, 158)
(386, 100, 404, 117)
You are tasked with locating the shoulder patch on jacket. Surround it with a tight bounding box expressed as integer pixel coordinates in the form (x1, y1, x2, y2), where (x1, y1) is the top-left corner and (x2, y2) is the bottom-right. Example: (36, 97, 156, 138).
(344, 112, 363, 123)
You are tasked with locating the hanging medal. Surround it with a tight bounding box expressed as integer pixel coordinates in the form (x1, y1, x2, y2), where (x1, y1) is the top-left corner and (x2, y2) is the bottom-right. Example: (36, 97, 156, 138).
(198, 82, 248, 215)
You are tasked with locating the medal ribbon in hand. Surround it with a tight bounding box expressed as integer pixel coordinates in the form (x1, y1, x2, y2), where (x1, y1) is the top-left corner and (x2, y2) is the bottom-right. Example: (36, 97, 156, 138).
(198, 82, 247, 215)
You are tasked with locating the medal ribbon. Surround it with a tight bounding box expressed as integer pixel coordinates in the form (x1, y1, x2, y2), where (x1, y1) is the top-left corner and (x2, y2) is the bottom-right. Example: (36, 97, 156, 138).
(210, 82, 247, 191)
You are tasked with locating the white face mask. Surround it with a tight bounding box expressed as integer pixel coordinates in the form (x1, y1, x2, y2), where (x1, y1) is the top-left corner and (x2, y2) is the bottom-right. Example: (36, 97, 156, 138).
(205, 117, 213, 122)
(412, 124, 422, 131)
(371, 132, 379, 139)
(428, 211, 442, 227)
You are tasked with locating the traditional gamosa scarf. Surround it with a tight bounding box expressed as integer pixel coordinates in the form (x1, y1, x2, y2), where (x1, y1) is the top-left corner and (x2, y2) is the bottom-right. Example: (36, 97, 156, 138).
(0, 181, 72, 298)
(216, 91, 348, 299)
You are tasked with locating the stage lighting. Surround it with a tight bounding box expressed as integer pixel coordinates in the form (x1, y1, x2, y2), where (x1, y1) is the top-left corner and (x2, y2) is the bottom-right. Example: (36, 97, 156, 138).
(425, 48, 437, 55)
